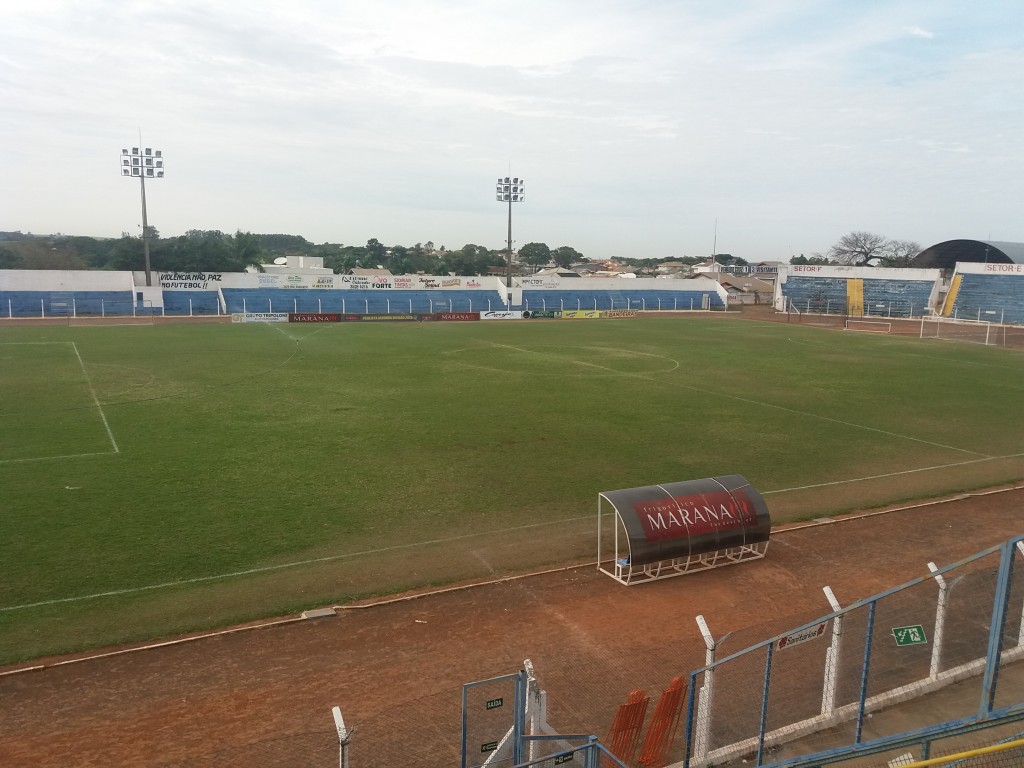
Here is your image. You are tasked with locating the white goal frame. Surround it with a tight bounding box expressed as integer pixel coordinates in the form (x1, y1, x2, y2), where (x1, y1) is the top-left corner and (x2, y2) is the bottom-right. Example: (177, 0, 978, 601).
(919, 317, 1006, 346)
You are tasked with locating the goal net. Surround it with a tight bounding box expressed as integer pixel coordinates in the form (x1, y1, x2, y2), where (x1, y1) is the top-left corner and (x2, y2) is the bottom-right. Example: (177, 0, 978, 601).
(919, 317, 1006, 346)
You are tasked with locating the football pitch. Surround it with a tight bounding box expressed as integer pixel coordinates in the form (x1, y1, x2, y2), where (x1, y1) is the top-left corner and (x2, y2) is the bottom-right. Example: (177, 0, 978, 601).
(1, 316, 1023, 664)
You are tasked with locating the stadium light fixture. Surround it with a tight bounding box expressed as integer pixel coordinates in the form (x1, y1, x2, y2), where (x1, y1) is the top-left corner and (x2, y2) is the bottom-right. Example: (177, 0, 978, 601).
(495, 175, 525, 309)
(120, 144, 165, 287)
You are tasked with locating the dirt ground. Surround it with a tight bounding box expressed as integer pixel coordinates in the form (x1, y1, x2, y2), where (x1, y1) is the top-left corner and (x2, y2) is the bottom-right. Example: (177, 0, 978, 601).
(0, 487, 1021, 767)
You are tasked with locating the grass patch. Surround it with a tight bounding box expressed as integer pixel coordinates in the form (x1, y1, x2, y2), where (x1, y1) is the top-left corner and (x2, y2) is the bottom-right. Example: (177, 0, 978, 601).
(1, 317, 1023, 663)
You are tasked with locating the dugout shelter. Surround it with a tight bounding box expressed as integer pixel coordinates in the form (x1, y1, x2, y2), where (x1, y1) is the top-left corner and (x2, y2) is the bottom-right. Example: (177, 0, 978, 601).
(597, 475, 771, 585)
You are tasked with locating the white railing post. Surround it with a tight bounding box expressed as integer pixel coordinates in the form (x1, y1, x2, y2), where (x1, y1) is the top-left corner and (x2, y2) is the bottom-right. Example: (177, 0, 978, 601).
(332, 706, 351, 768)
(821, 586, 843, 717)
(41, 298, 45, 318)
(73, 298, 77, 318)
(243, 297, 247, 313)
(318, 298, 322, 313)
(693, 615, 718, 762)
(189, 298, 194, 317)
(364, 299, 368, 313)
(294, 298, 297, 312)
(928, 562, 948, 680)
(387, 298, 390, 314)
(342, 298, 346, 313)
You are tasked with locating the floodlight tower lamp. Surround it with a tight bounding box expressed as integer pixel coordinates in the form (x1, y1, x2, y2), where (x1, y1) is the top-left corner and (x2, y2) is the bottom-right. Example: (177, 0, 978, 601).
(495, 175, 525, 309)
(120, 145, 165, 287)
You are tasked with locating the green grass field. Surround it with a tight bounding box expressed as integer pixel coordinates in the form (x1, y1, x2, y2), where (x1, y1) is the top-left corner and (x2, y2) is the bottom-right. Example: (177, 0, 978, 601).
(2, 316, 1023, 664)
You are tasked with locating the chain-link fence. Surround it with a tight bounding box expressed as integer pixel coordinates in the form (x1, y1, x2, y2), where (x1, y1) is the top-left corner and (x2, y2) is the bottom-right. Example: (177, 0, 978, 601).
(681, 535, 1024, 767)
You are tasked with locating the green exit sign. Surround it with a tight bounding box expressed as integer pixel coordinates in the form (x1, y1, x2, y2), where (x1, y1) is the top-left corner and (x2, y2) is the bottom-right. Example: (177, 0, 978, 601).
(892, 625, 927, 646)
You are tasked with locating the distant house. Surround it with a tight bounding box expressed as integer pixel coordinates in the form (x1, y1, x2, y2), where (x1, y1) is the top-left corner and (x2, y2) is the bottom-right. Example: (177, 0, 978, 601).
(718, 276, 774, 294)
(258, 255, 333, 275)
(534, 267, 582, 278)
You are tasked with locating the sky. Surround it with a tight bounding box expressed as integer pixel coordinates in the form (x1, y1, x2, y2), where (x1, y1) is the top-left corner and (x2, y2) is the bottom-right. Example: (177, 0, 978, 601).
(1, 1, 1022, 262)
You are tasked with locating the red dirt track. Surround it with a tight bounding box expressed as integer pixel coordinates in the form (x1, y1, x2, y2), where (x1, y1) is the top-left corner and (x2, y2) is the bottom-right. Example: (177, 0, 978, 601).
(1, 487, 1022, 767)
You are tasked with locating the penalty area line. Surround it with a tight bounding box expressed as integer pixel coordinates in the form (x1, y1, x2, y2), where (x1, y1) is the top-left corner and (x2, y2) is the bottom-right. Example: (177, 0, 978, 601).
(72, 342, 119, 454)
(0, 450, 119, 465)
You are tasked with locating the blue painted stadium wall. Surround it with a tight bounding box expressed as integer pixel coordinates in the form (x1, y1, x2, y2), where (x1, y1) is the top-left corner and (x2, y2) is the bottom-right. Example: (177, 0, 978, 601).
(950, 273, 1024, 324)
(781, 276, 934, 317)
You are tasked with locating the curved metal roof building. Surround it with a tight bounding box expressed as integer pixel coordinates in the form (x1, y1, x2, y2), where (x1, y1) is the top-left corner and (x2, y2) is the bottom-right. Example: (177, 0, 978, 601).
(912, 240, 1024, 270)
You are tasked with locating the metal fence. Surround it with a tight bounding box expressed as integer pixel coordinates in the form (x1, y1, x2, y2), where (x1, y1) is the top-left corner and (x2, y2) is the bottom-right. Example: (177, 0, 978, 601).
(681, 534, 1024, 767)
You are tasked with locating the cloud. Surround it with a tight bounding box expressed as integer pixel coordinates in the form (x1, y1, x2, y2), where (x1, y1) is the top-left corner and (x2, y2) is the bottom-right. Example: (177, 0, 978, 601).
(904, 26, 935, 39)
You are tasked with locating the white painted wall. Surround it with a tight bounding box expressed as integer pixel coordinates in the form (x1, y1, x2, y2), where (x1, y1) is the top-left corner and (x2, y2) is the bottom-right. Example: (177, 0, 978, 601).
(0, 270, 134, 291)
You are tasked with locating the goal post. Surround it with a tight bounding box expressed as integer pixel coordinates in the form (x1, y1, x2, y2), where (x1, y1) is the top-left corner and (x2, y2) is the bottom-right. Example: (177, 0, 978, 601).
(919, 317, 1006, 346)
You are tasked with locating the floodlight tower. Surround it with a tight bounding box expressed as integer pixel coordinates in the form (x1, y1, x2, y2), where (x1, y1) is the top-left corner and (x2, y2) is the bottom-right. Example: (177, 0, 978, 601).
(495, 175, 525, 308)
(120, 145, 165, 286)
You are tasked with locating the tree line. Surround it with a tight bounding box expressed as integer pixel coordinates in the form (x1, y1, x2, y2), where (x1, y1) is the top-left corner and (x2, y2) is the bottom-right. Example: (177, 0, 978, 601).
(0, 231, 591, 275)
(0, 229, 924, 273)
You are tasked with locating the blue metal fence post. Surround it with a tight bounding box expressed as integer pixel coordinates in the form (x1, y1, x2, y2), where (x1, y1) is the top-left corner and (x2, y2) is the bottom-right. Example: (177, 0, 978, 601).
(461, 684, 470, 768)
(855, 600, 877, 743)
(756, 642, 774, 765)
(513, 669, 528, 764)
(683, 671, 699, 768)
(980, 538, 1016, 715)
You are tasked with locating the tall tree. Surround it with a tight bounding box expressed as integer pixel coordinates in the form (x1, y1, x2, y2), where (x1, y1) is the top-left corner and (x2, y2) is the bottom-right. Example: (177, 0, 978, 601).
(879, 239, 921, 268)
(827, 231, 889, 266)
(365, 238, 387, 264)
(519, 242, 551, 266)
(232, 231, 263, 271)
(551, 245, 583, 269)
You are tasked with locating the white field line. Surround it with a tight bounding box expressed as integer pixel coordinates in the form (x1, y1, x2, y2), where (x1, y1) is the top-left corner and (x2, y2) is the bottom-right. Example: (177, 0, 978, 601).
(0, 342, 119, 464)
(483, 341, 990, 457)
(0, 515, 594, 613)
(0, 451, 119, 466)
(72, 342, 119, 454)
(763, 452, 1024, 494)
(5, 450, 1022, 612)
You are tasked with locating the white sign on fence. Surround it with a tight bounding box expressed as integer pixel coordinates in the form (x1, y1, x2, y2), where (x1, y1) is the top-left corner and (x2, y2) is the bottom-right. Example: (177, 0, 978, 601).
(479, 311, 524, 320)
(231, 313, 289, 323)
(776, 621, 828, 651)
